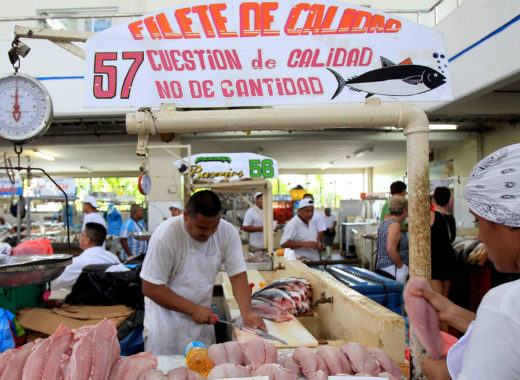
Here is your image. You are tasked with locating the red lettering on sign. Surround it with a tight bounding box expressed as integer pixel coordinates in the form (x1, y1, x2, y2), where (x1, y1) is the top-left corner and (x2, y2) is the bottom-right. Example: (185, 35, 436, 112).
(144, 16, 163, 39)
(210, 3, 238, 37)
(93, 52, 117, 99)
(121, 51, 144, 99)
(261, 3, 279, 36)
(156, 12, 182, 39)
(128, 20, 144, 40)
(176, 8, 199, 38)
(285, 4, 401, 35)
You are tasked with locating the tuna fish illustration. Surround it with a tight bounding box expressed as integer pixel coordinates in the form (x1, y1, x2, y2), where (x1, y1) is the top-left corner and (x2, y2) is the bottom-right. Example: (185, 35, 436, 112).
(328, 56, 446, 99)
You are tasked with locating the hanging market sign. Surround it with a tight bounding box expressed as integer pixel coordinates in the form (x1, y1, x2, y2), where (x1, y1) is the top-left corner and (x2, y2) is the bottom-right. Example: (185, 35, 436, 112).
(85, 1, 453, 108)
(176, 153, 278, 181)
(0, 175, 22, 196)
(27, 178, 76, 197)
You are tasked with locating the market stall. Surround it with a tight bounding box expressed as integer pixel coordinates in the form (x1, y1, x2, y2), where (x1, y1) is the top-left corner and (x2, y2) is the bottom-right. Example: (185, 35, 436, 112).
(3, 0, 458, 378)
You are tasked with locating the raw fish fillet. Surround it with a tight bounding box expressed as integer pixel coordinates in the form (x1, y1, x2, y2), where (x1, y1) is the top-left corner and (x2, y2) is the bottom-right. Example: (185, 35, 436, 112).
(317, 345, 353, 375)
(366, 347, 402, 378)
(166, 367, 203, 380)
(65, 318, 121, 380)
(22, 324, 72, 380)
(308, 370, 328, 380)
(340, 343, 379, 375)
(207, 363, 250, 380)
(0, 340, 40, 380)
(252, 363, 297, 380)
(139, 369, 167, 379)
(251, 304, 294, 323)
(403, 277, 444, 359)
(277, 353, 301, 376)
(208, 342, 245, 365)
(292, 347, 328, 378)
(108, 351, 157, 380)
(239, 339, 277, 366)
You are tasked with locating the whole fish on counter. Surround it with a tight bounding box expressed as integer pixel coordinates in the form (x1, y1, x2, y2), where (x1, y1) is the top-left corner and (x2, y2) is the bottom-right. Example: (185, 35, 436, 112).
(251, 277, 313, 321)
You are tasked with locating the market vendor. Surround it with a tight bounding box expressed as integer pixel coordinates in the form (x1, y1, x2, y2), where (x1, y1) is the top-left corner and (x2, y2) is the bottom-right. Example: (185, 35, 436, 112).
(120, 204, 148, 261)
(82, 195, 107, 229)
(169, 203, 183, 217)
(140, 190, 266, 355)
(302, 193, 326, 242)
(241, 192, 265, 252)
(51, 222, 128, 290)
(418, 143, 520, 380)
(280, 198, 325, 261)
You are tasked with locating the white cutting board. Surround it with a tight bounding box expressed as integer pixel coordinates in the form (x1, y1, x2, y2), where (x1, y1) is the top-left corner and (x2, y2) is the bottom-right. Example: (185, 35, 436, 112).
(229, 309, 318, 348)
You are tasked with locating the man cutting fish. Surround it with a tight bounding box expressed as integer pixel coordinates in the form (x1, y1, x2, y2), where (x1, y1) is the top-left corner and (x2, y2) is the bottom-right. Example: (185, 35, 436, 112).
(141, 190, 266, 355)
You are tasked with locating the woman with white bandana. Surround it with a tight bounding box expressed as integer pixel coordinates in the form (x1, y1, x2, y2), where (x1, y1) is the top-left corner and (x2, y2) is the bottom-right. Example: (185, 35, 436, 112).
(415, 143, 520, 379)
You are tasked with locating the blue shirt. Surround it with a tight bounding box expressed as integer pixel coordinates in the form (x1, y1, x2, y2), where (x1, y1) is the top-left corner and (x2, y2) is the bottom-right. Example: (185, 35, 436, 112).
(120, 218, 147, 256)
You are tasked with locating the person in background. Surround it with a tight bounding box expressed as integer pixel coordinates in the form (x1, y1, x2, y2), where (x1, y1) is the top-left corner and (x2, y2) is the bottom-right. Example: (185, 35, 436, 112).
(82, 195, 107, 230)
(241, 192, 265, 252)
(107, 204, 123, 236)
(140, 190, 265, 355)
(417, 143, 520, 379)
(380, 181, 408, 231)
(0, 216, 11, 232)
(430, 187, 457, 304)
(169, 203, 183, 217)
(281, 198, 325, 261)
(302, 193, 326, 242)
(120, 204, 148, 261)
(51, 222, 128, 290)
(322, 207, 337, 259)
(375, 196, 409, 284)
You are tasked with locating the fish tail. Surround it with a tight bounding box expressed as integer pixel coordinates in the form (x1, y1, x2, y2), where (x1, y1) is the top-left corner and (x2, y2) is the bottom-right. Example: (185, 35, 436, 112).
(327, 68, 347, 100)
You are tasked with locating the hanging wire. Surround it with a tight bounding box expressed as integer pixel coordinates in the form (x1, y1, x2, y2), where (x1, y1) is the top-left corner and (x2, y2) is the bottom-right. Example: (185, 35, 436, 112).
(8, 37, 21, 73)
(3, 153, 15, 185)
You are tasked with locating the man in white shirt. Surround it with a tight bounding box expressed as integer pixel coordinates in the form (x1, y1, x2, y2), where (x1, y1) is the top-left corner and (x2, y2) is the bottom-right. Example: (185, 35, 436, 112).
(323, 207, 337, 259)
(140, 190, 266, 355)
(51, 222, 128, 290)
(242, 192, 265, 251)
(280, 198, 325, 261)
(169, 202, 183, 217)
(303, 193, 326, 242)
(82, 195, 107, 230)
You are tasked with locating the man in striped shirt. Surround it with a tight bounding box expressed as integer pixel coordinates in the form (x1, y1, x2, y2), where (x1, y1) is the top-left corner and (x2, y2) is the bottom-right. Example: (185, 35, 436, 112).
(120, 204, 148, 261)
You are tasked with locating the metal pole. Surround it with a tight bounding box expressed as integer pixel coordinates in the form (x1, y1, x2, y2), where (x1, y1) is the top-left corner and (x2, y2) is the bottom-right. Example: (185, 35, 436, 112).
(401, 107, 431, 380)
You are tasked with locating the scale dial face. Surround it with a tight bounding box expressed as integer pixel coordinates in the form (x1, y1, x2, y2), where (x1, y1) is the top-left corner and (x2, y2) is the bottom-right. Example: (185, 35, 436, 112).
(138, 173, 152, 195)
(0, 73, 53, 143)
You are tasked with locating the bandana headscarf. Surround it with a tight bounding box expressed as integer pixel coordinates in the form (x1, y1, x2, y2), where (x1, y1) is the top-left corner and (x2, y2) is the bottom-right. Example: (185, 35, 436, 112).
(464, 143, 520, 227)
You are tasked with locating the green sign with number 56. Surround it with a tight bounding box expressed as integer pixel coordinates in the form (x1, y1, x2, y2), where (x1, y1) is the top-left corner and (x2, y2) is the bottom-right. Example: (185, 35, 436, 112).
(249, 159, 275, 179)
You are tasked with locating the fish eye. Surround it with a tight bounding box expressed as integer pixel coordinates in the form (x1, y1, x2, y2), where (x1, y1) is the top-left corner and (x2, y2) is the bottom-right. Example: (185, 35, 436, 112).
(434, 73, 438, 77)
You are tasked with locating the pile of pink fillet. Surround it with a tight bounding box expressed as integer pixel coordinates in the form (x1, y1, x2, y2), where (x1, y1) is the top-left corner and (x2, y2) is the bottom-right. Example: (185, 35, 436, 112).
(0, 318, 403, 380)
(0, 318, 163, 380)
(207, 339, 402, 380)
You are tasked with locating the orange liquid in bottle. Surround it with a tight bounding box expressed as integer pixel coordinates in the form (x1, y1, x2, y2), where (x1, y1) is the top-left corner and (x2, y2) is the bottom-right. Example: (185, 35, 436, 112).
(184, 342, 214, 378)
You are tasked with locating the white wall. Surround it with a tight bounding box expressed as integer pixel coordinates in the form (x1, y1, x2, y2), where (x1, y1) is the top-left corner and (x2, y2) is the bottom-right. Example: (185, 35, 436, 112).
(482, 122, 520, 157)
(372, 158, 406, 193)
(146, 145, 183, 230)
(433, 0, 520, 102)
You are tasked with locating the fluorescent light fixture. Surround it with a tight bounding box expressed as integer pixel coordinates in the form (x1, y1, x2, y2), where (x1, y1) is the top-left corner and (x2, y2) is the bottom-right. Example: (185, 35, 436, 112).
(33, 150, 55, 161)
(429, 124, 458, 130)
(353, 146, 373, 158)
(320, 162, 333, 170)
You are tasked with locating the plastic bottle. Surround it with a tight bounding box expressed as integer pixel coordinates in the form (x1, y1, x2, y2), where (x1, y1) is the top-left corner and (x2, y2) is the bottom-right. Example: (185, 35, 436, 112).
(184, 341, 214, 378)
